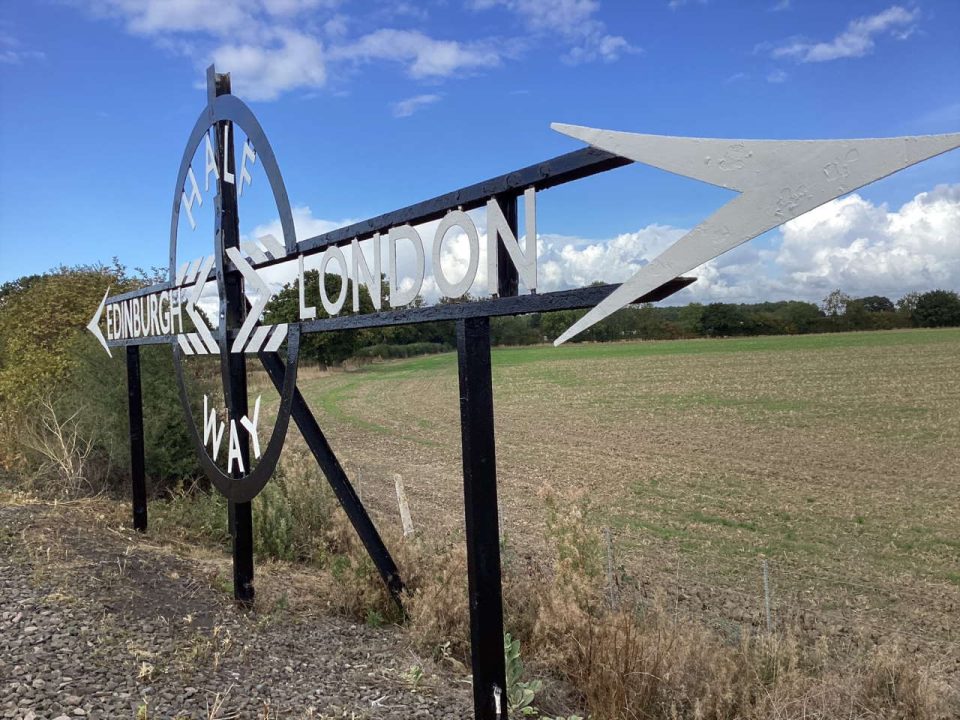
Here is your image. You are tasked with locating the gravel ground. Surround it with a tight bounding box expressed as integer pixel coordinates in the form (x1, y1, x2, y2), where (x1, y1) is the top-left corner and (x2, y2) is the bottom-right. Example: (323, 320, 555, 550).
(0, 502, 474, 720)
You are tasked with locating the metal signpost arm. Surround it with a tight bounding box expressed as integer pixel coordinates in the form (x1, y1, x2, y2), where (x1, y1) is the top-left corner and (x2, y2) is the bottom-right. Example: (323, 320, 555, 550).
(457, 316, 508, 720)
(210, 68, 255, 606)
(259, 351, 406, 604)
(126, 345, 147, 532)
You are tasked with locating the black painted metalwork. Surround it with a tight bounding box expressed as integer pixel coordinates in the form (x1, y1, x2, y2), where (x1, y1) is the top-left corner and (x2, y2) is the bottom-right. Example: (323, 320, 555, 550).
(168, 77, 303, 504)
(261, 147, 630, 266)
(300, 278, 694, 335)
(260, 352, 405, 605)
(103, 71, 697, 719)
(211, 69, 255, 606)
(126, 345, 147, 532)
(457, 317, 508, 720)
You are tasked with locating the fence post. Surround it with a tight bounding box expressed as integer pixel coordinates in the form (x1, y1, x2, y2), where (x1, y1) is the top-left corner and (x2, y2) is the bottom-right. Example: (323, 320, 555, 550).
(394, 473, 415, 537)
(762, 559, 772, 632)
(604, 527, 617, 611)
(126, 345, 147, 532)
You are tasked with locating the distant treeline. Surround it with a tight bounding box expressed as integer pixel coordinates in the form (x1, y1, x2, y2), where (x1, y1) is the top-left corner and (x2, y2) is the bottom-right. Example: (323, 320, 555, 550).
(264, 271, 960, 367)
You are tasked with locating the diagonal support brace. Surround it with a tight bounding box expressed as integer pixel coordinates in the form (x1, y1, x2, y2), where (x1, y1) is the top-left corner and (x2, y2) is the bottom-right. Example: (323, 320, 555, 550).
(259, 351, 405, 606)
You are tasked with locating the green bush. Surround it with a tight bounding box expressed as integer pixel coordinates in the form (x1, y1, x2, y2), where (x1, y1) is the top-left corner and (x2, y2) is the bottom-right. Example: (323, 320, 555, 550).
(253, 481, 296, 561)
(57, 335, 210, 495)
(912, 289, 960, 327)
(0, 264, 213, 495)
(253, 453, 335, 565)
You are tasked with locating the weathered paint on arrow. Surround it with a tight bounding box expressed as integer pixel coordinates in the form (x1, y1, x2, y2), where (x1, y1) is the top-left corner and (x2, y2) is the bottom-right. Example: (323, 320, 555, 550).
(550, 125, 960, 345)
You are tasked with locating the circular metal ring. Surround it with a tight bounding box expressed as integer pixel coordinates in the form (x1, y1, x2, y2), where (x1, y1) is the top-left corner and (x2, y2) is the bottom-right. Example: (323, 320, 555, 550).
(169, 94, 299, 503)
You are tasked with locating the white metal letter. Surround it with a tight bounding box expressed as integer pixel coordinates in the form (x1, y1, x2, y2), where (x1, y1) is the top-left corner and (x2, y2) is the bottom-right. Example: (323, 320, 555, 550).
(351, 235, 382, 312)
(298, 255, 317, 320)
(223, 123, 235, 184)
(181, 167, 202, 230)
(240, 395, 262, 459)
(319, 246, 349, 315)
(487, 188, 537, 294)
(203, 395, 225, 461)
(388, 225, 425, 307)
(239, 141, 256, 197)
(227, 419, 244, 474)
(433, 210, 479, 299)
(204, 132, 220, 192)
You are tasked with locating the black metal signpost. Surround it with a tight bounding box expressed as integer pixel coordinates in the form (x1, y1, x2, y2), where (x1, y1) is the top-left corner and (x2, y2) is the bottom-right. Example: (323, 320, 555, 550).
(104, 67, 694, 720)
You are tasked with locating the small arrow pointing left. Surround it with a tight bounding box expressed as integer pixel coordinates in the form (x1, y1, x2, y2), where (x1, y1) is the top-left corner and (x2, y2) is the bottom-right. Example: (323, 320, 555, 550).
(88, 287, 112, 357)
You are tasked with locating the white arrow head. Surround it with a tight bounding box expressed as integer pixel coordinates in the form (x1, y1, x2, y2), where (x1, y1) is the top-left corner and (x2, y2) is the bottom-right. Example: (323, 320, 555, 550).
(87, 287, 112, 357)
(550, 124, 960, 345)
(225, 246, 273, 353)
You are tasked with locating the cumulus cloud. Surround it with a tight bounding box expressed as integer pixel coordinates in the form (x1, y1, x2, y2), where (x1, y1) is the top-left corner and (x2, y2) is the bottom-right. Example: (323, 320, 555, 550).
(472, 0, 638, 64)
(329, 29, 502, 78)
(773, 184, 960, 299)
(76, 0, 525, 101)
(771, 5, 918, 63)
(211, 30, 326, 100)
(234, 186, 960, 309)
(391, 93, 441, 118)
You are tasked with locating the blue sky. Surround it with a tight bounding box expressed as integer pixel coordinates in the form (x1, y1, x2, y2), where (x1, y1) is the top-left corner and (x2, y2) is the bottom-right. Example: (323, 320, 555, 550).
(1, 0, 958, 305)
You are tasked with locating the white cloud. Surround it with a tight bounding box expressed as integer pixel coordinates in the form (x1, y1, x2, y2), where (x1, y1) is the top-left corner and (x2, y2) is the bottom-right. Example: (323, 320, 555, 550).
(330, 29, 502, 78)
(210, 30, 326, 100)
(86, 0, 255, 36)
(537, 225, 685, 291)
(243, 185, 960, 308)
(771, 5, 918, 63)
(250, 204, 356, 244)
(392, 93, 441, 118)
(766, 68, 787, 83)
(772, 184, 960, 299)
(534, 183, 949, 304)
(0, 33, 45, 65)
(79, 1, 506, 100)
(473, 0, 638, 64)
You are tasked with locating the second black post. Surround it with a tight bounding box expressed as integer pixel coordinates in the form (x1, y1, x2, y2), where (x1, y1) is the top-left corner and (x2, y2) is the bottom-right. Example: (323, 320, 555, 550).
(457, 316, 508, 720)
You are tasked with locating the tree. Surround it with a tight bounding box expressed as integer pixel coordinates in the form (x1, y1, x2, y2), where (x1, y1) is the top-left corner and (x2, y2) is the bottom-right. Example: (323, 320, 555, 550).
(699, 303, 749, 336)
(822, 289, 851, 317)
(263, 269, 378, 367)
(856, 295, 895, 313)
(912, 290, 960, 328)
(897, 292, 921, 314)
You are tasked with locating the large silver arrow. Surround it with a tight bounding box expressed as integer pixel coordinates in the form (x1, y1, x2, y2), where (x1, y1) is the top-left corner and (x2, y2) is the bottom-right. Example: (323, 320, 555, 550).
(551, 125, 960, 345)
(225, 246, 273, 353)
(87, 287, 111, 357)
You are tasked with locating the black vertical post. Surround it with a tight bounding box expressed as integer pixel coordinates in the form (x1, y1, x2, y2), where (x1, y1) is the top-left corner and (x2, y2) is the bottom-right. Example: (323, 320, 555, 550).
(126, 345, 148, 532)
(209, 66, 254, 607)
(457, 317, 507, 720)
